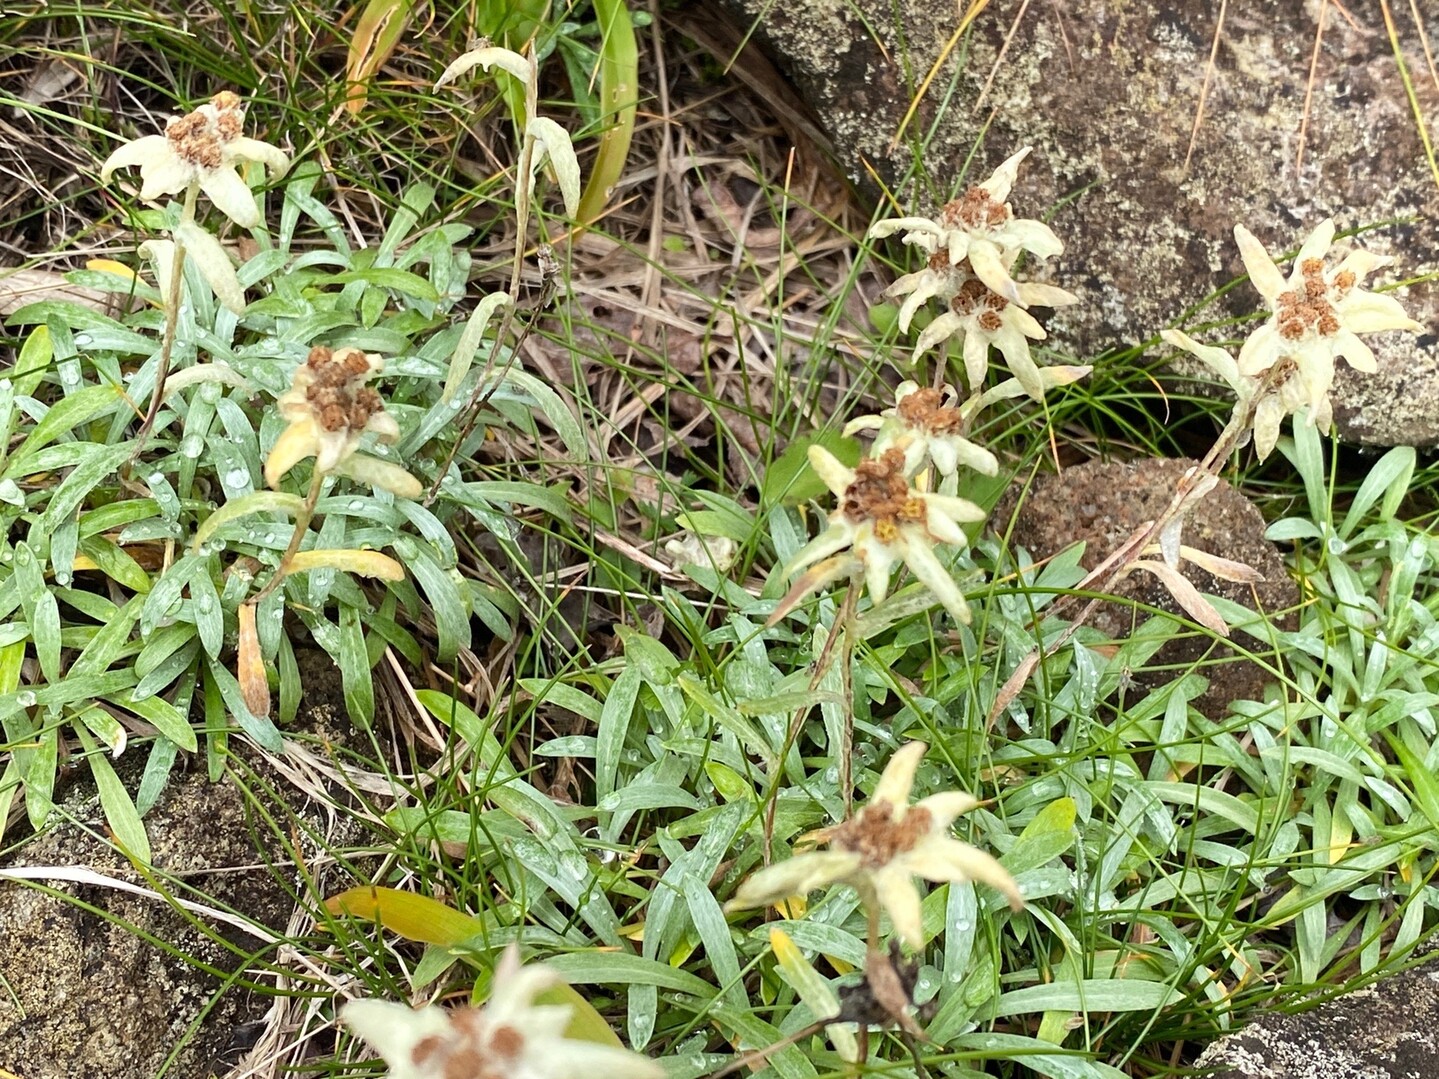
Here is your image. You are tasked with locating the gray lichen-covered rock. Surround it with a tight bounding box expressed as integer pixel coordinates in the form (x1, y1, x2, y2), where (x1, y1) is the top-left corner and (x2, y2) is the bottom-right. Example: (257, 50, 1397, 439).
(716, 0, 1439, 445)
(995, 456, 1299, 719)
(1196, 953, 1439, 1078)
(0, 659, 355, 1079)
(0, 765, 294, 1079)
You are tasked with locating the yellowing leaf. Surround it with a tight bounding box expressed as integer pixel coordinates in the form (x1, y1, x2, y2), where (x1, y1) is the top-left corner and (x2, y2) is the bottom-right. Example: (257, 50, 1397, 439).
(287, 548, 406, 581)
(345, 0, 412, 115)
(237, 602, 270, 718)
(85, 258, 141, 283)
(326, 885, 484, 946)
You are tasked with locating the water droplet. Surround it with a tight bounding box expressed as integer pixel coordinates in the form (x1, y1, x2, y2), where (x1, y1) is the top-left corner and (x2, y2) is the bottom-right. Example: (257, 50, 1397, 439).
(347, 500, 364, 511)
(15, 691, 36, 708)
(1326, 534, 1347, 555)
(148, 472, 166, 487)
(449, 396, 465, 409)
(223, 468, 250, 490)
(55, 570, 72, 587)
(180, 435, 204, 459)
(953, 919, 972, 933)
(58, 363, 80, 385)
(198, 382, 223, 404)
(372, 444, 389, 456)
(0, 550, 12, 563)
(73, 334, 92, 348)
(0, 379, 12, 392)
(196, 595, 214, 614)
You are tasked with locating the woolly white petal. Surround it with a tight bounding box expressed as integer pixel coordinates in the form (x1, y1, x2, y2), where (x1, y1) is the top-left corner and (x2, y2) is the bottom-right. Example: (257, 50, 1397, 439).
(726, 851, 863, 909)
(784, 522, 858, 577)
(868, 216, 945, 242)
(807, 445, 855, 499)
(907, 837, 1024, 910)
(342, 999, 452, 1077)
(137, 156, 194, 201)
(1337, 290, 1424, 334)
(979, 145, 1031, 202)
(1334, 329, 1377, 373)
(265, 419, 320, 488)
(200, 166, 262, 229)
(1003, 217, 1064, 259)
(898, 533, 972, 623)
(871, 741, 926, 810)
(872, 865, 926, 948)
(968, 240, 1020, 303)
(100, 135, 173, 184)
(961, 329, 991, 391)
(993, 324, 1044, 399)
(913, 311, 965, 355)
(332, 454, 422, 499)
(896, 273, 944, 333)
(1007, 305, 1046, 340)
(1253, 396, 1285, 461)
(227, 137, 290, 177)
(1293, 218, 1337, 274)
(912, 790, 981, 831)
(1333, 248, 1391, 280)
(861, 539, 896, 604)
(1234, 224, 1288, 303)
(1014, 280, 1078, 308)
(1237, 322, 1284, 376)
(1162, 328, 1242, 390)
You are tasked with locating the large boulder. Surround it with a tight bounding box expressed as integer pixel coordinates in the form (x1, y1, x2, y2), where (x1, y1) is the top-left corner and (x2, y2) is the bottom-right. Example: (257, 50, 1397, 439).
(1196, 952, 1439, 1078)
(714, 0, 1439, 445)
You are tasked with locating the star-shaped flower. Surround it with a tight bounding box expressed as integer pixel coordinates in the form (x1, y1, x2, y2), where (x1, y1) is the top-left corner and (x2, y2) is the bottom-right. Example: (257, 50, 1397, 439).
(909, 271, 1077, 397)
(844, 381, 998, 478)
(772, 446, 986, 624)
(1235, 219, 1422, 384)
(342, 945, 663, 1079)
(726, 742, 1023, 948)
(1162, 220, 1424, 460)
(868, 146, 1064, 303)
(265, 345, 420, 498)
(100, 91, 290, 228)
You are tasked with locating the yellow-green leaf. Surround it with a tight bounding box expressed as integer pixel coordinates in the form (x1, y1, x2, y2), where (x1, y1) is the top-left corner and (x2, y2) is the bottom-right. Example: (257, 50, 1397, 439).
(286, 548, 405, 581)
(345, 0, 413, 115)
(325, 886, 485, 946)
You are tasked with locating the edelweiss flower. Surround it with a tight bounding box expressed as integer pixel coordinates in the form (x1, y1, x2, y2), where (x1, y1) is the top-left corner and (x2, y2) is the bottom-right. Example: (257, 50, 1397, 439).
(911, 272, 1077, 397)
(773, 446, 986, 624)
(1163, 220, 1423, 460)
(726, 742, 1022, 948)
(844, 381, 998, 478)
(265, 345, 420, 498)
(100, 91, 290, 229)
(1235, 219, 1422, 385)
(868, 146, 1063, 303)
(342, 945, 663, 1079)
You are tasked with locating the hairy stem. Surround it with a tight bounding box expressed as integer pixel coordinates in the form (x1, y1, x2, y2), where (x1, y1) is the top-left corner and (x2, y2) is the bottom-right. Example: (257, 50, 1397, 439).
(129, 184, 199, 462)
(251, 467, 326, 604)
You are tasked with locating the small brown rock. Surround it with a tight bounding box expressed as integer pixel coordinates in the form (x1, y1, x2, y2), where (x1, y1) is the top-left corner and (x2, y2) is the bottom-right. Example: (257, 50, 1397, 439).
(995, 457, 1298, 718)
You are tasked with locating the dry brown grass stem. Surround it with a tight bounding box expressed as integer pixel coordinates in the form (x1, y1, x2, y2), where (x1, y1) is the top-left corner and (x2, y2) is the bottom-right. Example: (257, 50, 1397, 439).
(1184, 0, 1227, 175)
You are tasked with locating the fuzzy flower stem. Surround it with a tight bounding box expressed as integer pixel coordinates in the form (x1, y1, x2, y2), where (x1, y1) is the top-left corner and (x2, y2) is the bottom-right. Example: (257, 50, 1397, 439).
(129, 183, 198, 464)
(251, 466, 325, 604)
